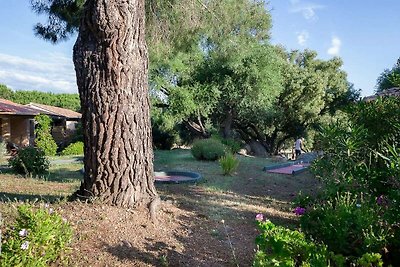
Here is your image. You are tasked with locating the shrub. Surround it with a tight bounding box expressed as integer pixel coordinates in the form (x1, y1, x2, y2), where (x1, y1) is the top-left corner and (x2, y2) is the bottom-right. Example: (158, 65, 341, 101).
(1, 203, 72, 266)
(254, 219, 329, 266)
(357, 253, 384, 267)
(312, 97, 400, 195)
(191, 139, 226, 161)
(9, 147, 50, 176)
(254, 215, 386, 267)
(219, 153, 239, 175)
(60, 141, 84, 156)
(300, 192, 389, 258)
(152, 118, 180, 150)
(34, 114, 57, 156)
(220, 138, 241, 154)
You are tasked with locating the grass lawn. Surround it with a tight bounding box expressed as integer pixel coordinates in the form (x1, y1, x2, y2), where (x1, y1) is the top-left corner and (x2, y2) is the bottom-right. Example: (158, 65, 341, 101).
(0, 149, 322, 266)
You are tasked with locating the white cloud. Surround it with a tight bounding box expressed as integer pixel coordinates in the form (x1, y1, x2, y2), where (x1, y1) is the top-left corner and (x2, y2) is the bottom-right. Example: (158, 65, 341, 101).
(327, 36, 342, 56)
(297, 30, 309, 46)
(0, 53, 77, 93)
(289, 1, 325, 21)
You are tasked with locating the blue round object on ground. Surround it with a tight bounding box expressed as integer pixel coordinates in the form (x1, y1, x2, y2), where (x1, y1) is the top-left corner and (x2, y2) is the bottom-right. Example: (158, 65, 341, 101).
(154, 171, 202, 184)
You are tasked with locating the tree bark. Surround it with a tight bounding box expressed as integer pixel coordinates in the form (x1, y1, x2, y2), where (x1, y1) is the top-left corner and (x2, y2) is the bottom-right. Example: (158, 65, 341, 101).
(221, 109, 233, 138)
(73, 0, 157, 207)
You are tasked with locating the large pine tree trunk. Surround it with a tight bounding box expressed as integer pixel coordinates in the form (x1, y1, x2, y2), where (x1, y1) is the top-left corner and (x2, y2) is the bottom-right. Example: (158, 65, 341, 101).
(73, 0, 157, 207)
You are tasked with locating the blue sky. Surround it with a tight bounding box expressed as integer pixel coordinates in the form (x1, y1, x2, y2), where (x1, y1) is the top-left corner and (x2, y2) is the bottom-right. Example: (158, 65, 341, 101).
(268, 0, 400, 96)
(0, 1, 399, 96)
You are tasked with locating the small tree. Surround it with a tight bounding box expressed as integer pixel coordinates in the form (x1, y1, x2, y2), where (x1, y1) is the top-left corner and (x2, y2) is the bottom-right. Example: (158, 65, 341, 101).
(34, 114, 57, 156)
(376, 57, 400, 92)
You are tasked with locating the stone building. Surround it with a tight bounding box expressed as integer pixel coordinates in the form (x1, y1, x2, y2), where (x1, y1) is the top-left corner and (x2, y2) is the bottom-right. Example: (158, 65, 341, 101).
(0, 99, 39, 147)
(25, 103, 81, 147)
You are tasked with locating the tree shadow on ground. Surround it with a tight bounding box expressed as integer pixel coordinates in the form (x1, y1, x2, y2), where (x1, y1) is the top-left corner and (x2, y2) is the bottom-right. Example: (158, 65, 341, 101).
(102, 205, 295, 266)
(102, 213, 238, 266)
(151, 171, 316, 265)
(46, 168, 83, 183)
(0, 192, 68, 203)
(104, 239, 187, 266)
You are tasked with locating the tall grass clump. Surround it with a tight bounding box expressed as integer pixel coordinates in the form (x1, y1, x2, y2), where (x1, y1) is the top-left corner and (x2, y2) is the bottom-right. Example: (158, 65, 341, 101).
(219, 153, 239, 175)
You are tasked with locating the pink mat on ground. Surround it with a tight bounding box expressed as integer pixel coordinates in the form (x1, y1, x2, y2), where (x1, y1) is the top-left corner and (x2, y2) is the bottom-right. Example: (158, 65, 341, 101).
(267, 164, 310, 175)
(155, 175, 195, 182)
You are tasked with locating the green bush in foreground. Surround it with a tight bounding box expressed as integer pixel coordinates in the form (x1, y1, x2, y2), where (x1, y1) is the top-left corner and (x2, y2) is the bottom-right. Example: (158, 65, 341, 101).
(254, 219, 329, 267)
(191, 139, 226, 161)
(60, 141, 84, 156)
(9, 147, 50, 176)
(0, 204, 73, 267)
(253, 216, 386, 267)
(219, 153, 239, 175)
(300, 192, 389, 259)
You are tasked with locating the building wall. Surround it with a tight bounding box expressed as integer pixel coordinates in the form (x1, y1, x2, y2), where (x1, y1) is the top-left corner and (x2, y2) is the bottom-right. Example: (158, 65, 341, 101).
(0, 116, 11, 143)
(10, 116, 31, 147)
(0, 115, 32, 147)
(51, 120, 78, 147)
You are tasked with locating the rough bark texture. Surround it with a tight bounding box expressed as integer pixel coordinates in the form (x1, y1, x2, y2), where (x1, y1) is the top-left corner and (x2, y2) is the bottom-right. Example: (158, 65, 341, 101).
(73, 0, 157, 207)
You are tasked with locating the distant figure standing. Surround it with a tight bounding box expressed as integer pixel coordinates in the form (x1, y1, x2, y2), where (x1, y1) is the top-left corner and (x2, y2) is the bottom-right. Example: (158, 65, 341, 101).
(294, 138, 303, 159)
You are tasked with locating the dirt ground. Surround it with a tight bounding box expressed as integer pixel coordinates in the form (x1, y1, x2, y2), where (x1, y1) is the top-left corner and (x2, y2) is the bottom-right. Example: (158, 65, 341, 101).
(0, 150, 322, 266)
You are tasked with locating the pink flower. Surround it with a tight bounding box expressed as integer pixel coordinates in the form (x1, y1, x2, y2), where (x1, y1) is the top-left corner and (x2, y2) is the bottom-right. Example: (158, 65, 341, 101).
(377, 195, 387, 206)
(21, 241, 29, 250)
(255, 213, 264, 221)
(19, 229, 28, 237)
(293, 207, 306, 216)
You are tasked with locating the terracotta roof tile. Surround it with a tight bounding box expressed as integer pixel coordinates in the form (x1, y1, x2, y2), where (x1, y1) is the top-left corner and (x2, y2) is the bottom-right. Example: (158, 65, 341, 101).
(0, 99, 39, 116)
(26, 103, 81, 119)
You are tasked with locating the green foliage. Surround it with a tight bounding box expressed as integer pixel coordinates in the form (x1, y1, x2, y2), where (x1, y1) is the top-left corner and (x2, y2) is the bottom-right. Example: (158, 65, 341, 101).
(219, 153, 239, 175)
(256, 49, 354, 153)
(376, 57, 400, 91)
(1, 203, 72, 266)
(0, 84, 14, 99)
(191, 139, 226, 161)
(151, 112, 182, 150)
(304, 97, 400, 265)
(149, 0, 282, 140)
(254, 220, 329, 267)
(292, 191, 313, 208)
(0, 84, 80, 112)
(300, 192, 388, 258)
(349, 97, 400, 149)
(34, 114, 58, 156)
(253, 216, 387, 267)
(31, 0, 84, 43)
(8, 147, 50, 176)
(12, 90, 81, 112)
(35, 114, 52, 131)
(60, 141, 83, 156)
(311, 120, 369, 189)
(356, 253, 383, 267)
(71, 121, 83, 143)
(312, 97, 400, 193)
(214, 137, 242, 154)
